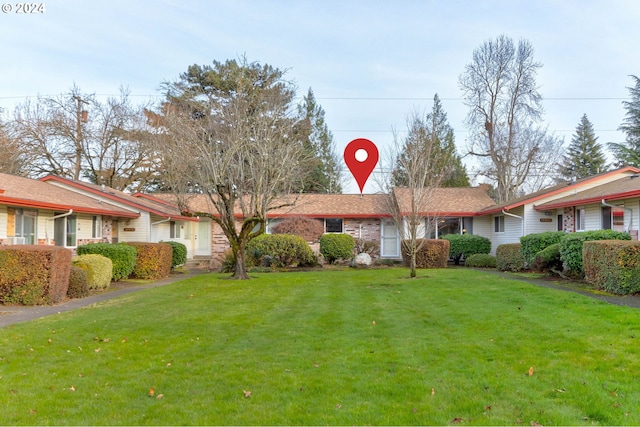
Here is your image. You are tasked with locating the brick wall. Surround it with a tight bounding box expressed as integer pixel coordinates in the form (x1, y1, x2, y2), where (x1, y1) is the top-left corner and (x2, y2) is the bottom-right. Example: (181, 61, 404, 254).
(563, 207, 575, 232)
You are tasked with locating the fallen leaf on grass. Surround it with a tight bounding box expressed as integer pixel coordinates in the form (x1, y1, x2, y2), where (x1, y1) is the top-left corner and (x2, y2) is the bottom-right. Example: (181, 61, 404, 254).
(372, 320, 376, 326)
(528, 366, 534, 376)
(431, 387, 435, 396)
(243, 390, 252, 398)
(451, 417, 463, 423)
(530, 421, 542, 426)
(156, 394, 164, 399)
(148, 388, 155, 397)
(335, 403, 342, 409)
(69, 385, 76, 392)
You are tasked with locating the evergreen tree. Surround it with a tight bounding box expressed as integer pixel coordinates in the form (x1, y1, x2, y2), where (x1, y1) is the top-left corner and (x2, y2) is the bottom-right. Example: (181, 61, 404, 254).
(392, 94, 469, 187)
(560, 114, 607, 179)
(609, 75, 640, 167)
(297, 88, 342, 193)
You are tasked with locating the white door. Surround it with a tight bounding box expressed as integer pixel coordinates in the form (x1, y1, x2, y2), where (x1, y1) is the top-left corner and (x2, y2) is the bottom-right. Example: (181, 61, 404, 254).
(195, 219, 212, 256)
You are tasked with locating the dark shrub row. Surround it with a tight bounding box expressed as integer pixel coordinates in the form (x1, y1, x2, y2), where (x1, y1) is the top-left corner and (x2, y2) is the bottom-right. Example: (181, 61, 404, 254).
(247, 234, 317, 268)
(442, 234, 491, 265)
(584, 240, 640, 295)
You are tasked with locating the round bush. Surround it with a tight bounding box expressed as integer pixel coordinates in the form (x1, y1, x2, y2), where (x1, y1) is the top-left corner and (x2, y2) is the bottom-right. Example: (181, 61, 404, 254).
(531, 243, 562, 273)
(67, 265, 89, 298)
(521, 231, 566, 266)
(464, 253, 497, 268)
(319, 233, 355, 264)
(247, 234, 317, 268)
(72, 254, 113, 289)
(77, 243, 137, 281)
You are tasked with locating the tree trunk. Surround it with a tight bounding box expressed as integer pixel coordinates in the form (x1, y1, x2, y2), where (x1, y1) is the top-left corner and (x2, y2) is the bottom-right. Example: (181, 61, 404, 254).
(231, 244, 250, 280)
(410, 251, 417, 278)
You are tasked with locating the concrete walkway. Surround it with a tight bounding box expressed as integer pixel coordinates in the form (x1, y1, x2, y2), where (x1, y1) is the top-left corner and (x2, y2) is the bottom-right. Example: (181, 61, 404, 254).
(0, 269, 209, 328)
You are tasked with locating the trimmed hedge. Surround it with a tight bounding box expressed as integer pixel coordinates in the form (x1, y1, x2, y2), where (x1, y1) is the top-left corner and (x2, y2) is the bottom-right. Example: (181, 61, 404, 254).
(0, 245, 71, 305)
(560, 230, 631, 276)
(164, 241, 188, 268)
(464, 253, 497, 268)
(583, 240, 640, 295)
(126, 242, 173, 280)
(320, 233, 355, 264)
(401, 239, 450, 269)
(443, 234, 491, 265)
(77, 243, 137, 281)
(67, 265, 89, 298)
(72, 254, 113, 289)
(531, 243, 563, 273)
(521, 231, 566, 266)
(247, 234, 317, 268)
(496, 243, 525, 272)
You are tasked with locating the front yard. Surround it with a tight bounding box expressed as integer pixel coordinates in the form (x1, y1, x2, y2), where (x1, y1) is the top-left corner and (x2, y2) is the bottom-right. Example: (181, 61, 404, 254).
(1, 268, 639, 425)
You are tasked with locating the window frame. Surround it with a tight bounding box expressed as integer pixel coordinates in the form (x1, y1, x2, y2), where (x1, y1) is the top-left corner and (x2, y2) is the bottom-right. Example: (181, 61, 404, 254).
(576, 207, 586, 231)
(325, 218, 344, 233)
(494, 215, 505, 233)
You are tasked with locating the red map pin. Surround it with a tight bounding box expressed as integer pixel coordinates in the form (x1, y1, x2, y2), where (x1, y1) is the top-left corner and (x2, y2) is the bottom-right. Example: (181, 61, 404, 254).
(344, 138, 379, 194)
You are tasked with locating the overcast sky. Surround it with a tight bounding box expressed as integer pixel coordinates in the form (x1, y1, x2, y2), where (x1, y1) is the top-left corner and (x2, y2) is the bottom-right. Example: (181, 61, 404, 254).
(1, 0, 639, 193)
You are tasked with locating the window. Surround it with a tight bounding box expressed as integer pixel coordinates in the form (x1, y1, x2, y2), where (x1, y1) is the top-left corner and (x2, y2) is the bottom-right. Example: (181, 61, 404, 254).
(66, 215, 77, 247)
(494, 216, 505, 233)
(92, 216, 103, 239)
(325, 218, 343, 233)
(576, 207, 586, 231)
(14, 208, 37, 244)
(170, 221, 181, 239)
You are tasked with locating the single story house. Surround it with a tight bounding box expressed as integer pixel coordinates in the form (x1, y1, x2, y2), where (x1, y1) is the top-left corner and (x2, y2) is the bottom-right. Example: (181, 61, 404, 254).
(2, 166, 639, 264)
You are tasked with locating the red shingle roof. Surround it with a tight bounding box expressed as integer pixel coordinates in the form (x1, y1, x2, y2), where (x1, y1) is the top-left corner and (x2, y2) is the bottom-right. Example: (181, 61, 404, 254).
(0, 173, 138, 217)
(393, 187, 496, 216)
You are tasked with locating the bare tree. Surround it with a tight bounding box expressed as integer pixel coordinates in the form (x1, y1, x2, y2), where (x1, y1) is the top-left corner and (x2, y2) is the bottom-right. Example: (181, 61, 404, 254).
(0, 115, 27, 175)
(10, 85, 158, 191)
(459, 35, 562, 202)
(382, 110, 454, 278)
(156, 59, 309, 279)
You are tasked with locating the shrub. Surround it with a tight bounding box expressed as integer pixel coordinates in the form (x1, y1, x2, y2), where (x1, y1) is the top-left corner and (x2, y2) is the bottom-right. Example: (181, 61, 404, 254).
(560, 230, 631, 276)
(401, 239, 450, 269)
(443, 234, 491, 264)
(72, 254, 113, 289)
(247, 234, 316, 268)
(271, 217, 324, 243)
(530, 243, 562, 273)
(164, 241, 188, 268)
(320, 234, 355, 264)
(355, 239, 379, 256)
(0, 245, 71, 305)
(77, 243, 137, 281)
(521, 231, 566, 266)
(583, 240, 640, 295)
(496, 243, 525, 272)
(126, 242, 173, 280)
(219, 249, 236, 273)
(464, 253, 497, 268)
(67, 265, 89, 298)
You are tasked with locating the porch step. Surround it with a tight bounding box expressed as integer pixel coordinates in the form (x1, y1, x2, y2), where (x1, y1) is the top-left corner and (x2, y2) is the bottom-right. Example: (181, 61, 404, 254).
(183, 256, 213, 270)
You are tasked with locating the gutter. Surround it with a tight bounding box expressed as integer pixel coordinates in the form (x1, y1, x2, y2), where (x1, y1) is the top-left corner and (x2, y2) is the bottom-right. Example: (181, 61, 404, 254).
(45, 209, 73, 245)
(601, 199, 633, 232)
(502, 209, 525, 236)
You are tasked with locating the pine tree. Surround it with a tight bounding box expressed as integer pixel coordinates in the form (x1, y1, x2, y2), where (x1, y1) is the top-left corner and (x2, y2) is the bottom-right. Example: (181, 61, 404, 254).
(297, 88, 342, 193)
(392, 94, 469, 187)
(560, 114, 607, 180)
(609, 75, 640, 167)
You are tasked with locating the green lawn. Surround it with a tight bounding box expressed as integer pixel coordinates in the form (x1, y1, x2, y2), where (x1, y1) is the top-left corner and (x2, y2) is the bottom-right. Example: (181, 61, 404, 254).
(1, 267, 640, 425)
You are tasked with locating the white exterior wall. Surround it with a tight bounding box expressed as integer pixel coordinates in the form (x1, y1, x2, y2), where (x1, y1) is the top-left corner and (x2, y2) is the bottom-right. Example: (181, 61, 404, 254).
(584, 204, 601, 231)
(524, 204, 559, 235)
(470, 215, 495, 253)
(118, 211, 151, 242)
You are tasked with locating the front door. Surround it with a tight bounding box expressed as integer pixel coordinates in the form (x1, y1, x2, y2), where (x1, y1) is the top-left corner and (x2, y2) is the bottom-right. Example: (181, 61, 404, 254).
(195, 219, 212, 256)
(381, 221, 400, 257)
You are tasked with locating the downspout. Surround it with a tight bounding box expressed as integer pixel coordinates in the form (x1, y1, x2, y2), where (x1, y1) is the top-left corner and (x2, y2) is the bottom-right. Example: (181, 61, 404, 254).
(150, 217, 172, 242)
(502, 209, 524, 237)
(45, 209, 73, 245)
(601, 199, 633, 233)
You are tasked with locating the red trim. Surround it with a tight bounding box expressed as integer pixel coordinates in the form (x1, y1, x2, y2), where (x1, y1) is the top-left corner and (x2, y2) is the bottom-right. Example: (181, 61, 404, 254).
(40, 175, 198, 222)
(0, 196, 140, 218)
(482, 167, 640, 214)
(534, 189, 640, 210)
(266, 213, 391, 219)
